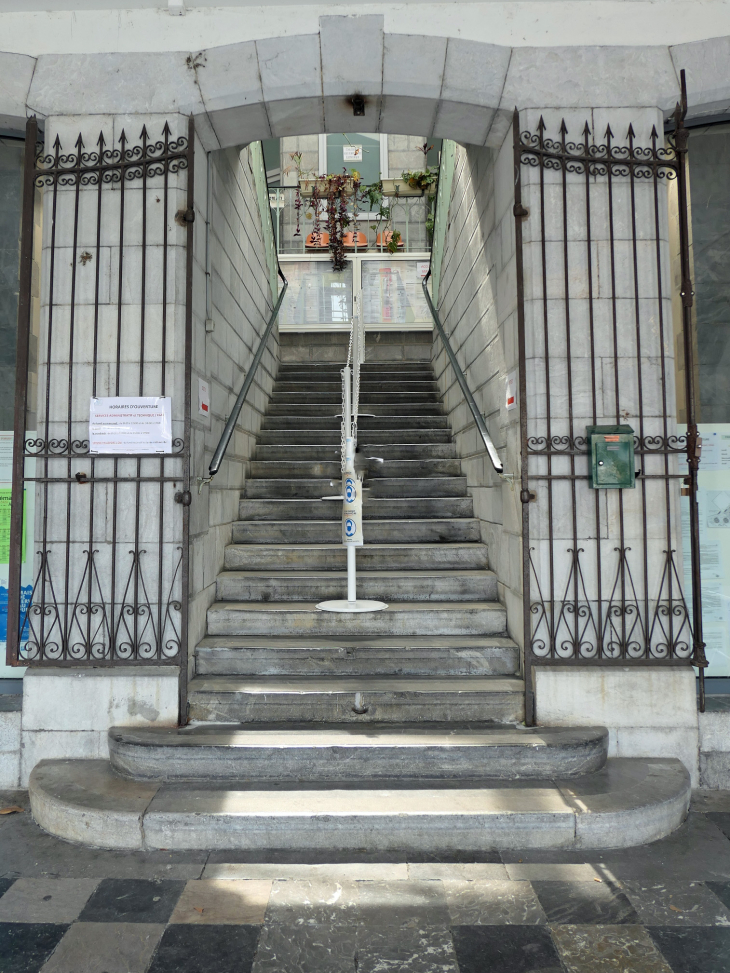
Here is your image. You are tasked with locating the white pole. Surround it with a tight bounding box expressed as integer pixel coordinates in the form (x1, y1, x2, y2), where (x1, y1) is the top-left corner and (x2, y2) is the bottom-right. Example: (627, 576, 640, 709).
(316, 334, 387, 613)
(347, 545, 357, 604)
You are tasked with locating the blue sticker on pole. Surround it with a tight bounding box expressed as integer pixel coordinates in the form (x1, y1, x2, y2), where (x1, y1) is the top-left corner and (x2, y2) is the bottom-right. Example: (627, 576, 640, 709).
(344, 477, 357, 503)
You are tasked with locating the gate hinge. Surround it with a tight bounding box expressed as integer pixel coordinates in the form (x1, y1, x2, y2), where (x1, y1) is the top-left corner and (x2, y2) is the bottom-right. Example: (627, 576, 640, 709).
(175, 207, 195, 226)
(520, 488, 536, 504)
(513, 203, 529, 220)
(174, 490, 192, 506)
(680, 279, 694, 308)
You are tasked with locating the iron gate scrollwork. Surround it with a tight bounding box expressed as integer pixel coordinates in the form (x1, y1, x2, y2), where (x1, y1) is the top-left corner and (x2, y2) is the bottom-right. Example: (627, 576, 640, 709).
(513, 71, 707, 723)
(7, 116, 194, 699)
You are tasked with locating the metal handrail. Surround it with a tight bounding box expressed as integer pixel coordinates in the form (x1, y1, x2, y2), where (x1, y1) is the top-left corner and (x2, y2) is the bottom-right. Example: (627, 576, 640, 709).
(208, 268, 287, 478)
(422, 270, 504, 475)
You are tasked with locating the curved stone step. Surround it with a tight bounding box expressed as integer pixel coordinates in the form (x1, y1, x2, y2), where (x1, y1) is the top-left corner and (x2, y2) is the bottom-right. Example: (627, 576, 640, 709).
(186, 676, 524, 723)
(222, 544, 488, 572)
(231, 518, 481, 544)
(194, 635, 520, 677)
(109, 723, 604, 781)
(238, 498, 475, 521)
(206, 601, 507, 638)
(29, 758, 691, 851)
(242, 477, 468, 499)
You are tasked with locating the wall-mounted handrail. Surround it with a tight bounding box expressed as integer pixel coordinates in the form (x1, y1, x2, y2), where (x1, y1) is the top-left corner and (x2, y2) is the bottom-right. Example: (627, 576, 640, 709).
(422, 271, 504, 476)
(208, 268, 287, 479)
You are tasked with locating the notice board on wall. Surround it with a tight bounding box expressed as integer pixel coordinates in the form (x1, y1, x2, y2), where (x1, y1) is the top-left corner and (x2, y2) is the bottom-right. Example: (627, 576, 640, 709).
(89, 397, 172, 454)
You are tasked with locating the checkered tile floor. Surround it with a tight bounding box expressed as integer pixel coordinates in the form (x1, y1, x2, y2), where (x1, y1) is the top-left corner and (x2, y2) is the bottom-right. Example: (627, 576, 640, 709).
(3, 791, 730, 971)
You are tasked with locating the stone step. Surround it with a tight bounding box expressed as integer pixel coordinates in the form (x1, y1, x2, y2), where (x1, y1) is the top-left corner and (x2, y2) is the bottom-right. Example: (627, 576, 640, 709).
(223, 544, 488, 573)
(253, 444, 457, 461)
(269, 392, 441, 404)
(277, 363, 435, 374)
(109, 721, 605, 780)
(30, 758, 692, 851)
(242, 477, 468, 500)
(186, 677, 523, 724)
(265, 403, 444, 416)
(273, 381, 440, 394)
(261, 416, 449, 430)
(195, 635, 520, 677)
(249, 459, 462, 479)
(255, 429, 454, 445)
(238, 497, 475, 521)
(206, 601, 507, 638)
(215, 569, 497, 602)
(231, 518, 481, 544)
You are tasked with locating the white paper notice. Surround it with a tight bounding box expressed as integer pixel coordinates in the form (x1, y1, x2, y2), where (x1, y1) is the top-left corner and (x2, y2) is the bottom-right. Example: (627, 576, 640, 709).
(343, 145, 363, 161)
(89, 397, 172, 454)
(0, 431, 12, 483)
(198, 378, 210, 418)
(699, 429, 730, 471)
(505, 371, 517, 412)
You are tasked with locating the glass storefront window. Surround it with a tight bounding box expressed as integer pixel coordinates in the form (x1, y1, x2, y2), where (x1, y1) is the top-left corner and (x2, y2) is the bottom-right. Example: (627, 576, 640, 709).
(279, 260, 353, 329)
(361, 260, 431, 328)
(676, 122, 730, 676)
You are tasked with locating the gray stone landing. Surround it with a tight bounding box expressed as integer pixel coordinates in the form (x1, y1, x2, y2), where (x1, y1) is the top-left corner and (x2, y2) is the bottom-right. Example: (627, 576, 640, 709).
(29, 757, 691, 852)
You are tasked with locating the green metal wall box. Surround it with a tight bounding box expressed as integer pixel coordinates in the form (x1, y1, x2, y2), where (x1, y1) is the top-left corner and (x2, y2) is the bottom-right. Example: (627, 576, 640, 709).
(587, 425, 636, 489)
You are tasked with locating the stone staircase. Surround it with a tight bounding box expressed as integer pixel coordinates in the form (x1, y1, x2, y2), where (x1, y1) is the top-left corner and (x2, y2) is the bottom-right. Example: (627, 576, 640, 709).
(29, 356, 691, 851)
(190, 358, 524, 728)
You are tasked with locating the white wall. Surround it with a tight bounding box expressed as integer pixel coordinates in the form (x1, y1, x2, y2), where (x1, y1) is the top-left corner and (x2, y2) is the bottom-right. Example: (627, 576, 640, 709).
(536, 668, 699, 785)
(188, 141, 277, 664)
(1, 3, 730, 55)
(433, 135, 523, 646)
(17, 668, 178, 786)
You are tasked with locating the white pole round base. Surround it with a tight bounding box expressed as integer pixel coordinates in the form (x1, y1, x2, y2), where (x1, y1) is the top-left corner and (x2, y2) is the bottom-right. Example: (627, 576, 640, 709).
(316, 599, 389, 613)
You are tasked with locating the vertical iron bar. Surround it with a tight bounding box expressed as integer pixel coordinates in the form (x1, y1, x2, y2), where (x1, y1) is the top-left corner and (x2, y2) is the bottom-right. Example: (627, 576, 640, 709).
(158, 124, 170, 670)
(537, 118, 556, 659)
(674, 71, 707, 706)
(111, 130, 127, 657)
(513, 110, 534, 725)
(7, 117, 38, 665)
(559, 121, 580, 656)
(179, 115, 195, 724)
(87, 133, 105, 654)
(64, 136, 83, 657)
(650, 125, 676, 662)
(605, 126, 627, 656)
(627, 126, 650, 656)
(583, 122, 603, 657)
(40, 136, 61, 659)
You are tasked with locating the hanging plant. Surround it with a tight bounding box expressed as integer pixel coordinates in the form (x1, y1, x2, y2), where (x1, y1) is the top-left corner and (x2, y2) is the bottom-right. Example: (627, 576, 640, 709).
(297, 168, 361, 271)
(284, 151, 306, 237)
(386, 229, 402, 254)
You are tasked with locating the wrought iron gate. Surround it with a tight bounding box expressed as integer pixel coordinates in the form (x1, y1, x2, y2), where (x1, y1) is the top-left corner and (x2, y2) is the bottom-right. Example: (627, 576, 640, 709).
(6, 117, 194, 715)
(513, 74, 707, 723)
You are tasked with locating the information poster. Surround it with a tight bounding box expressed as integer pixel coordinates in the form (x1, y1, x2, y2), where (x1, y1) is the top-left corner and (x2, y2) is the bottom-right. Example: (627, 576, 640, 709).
(89, 397, 172, 454)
